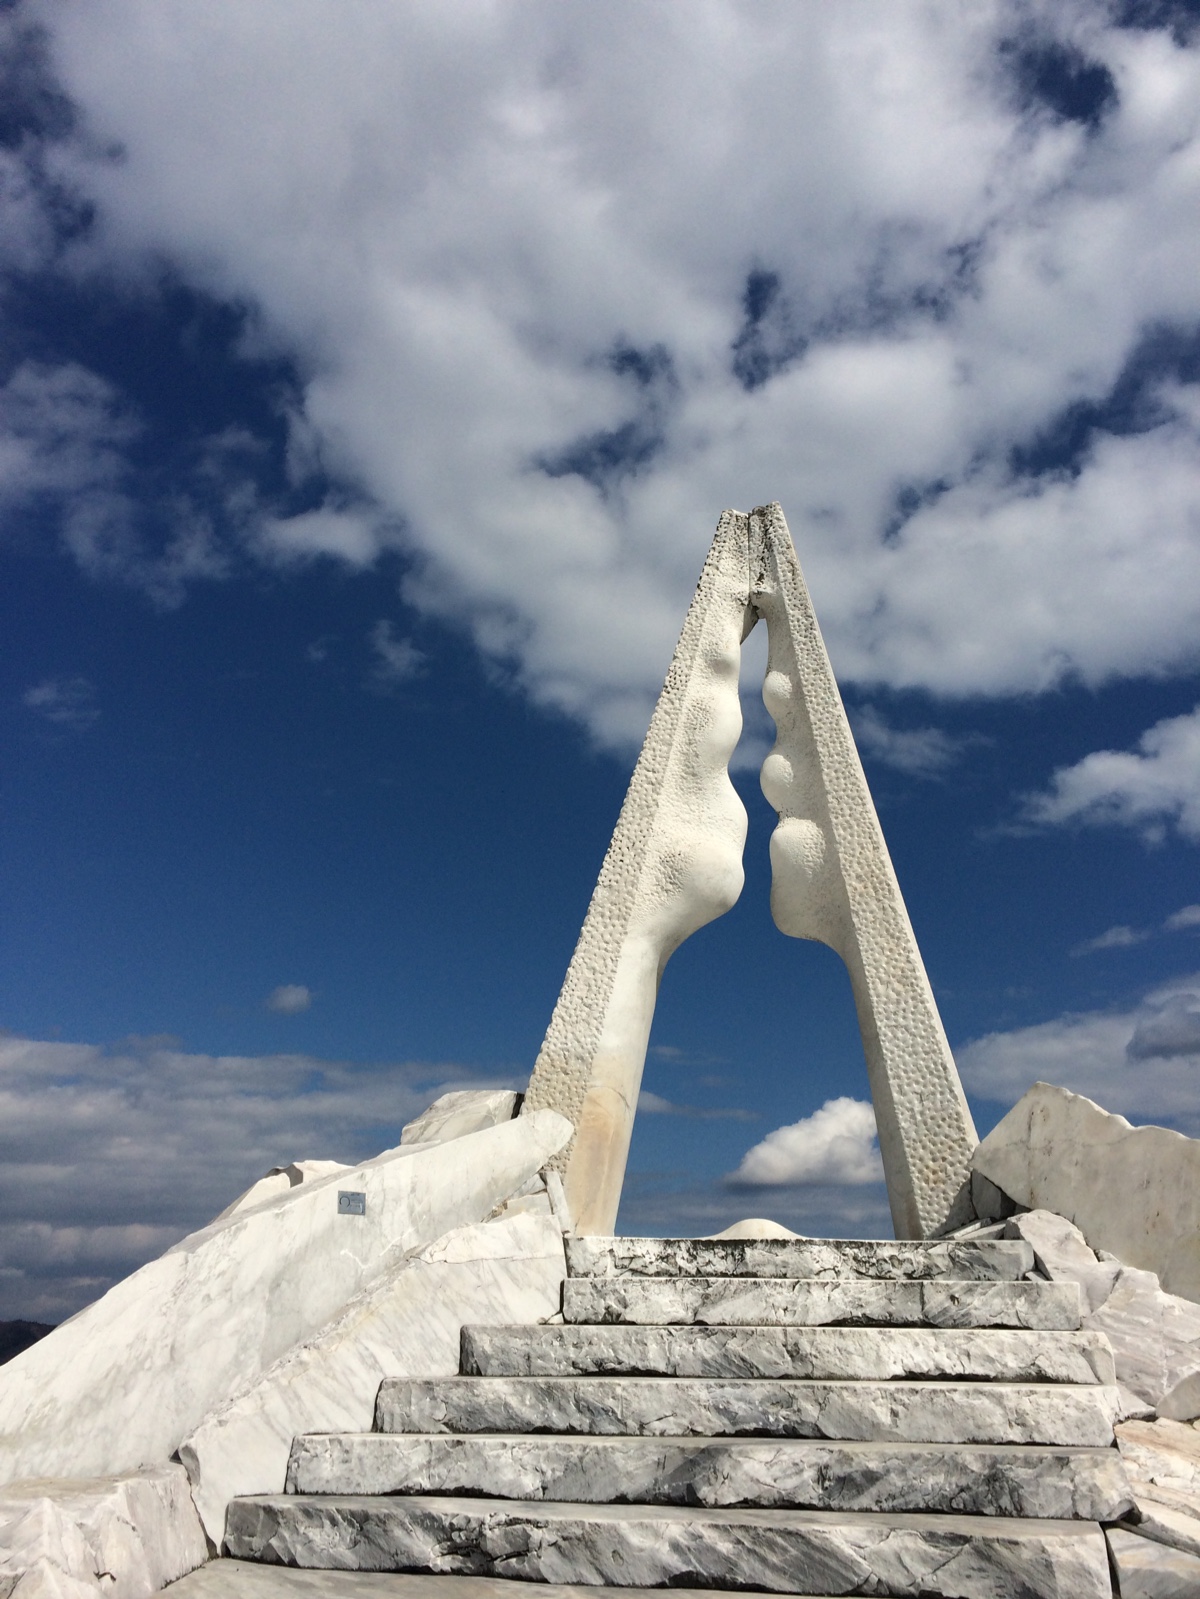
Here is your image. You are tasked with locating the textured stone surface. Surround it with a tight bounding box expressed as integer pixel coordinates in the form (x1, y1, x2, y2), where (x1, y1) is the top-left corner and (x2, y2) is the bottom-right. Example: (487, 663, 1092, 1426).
(461, 1322, 1116, 1383)
(1107, 1525, 1200, 1598)
(1118, 1418, 1200, 1497)
(179, 1213, 566, 1544)
(400, 1093, 520, 1148)
(375, 1375, 1118, 1445)
(0, 1112, 571, 1488)
(523, 505, 978, 1241)
(973, 1082, 1200, 1302)
(562, 1275, 1081, 1330)
(750, 503, 977, 1239)
(286, 1432, 1132, 1520)
(166, 1563, 748, 1599)
(225, 1495, 1113, 1597)
(565, 1235, 1033, 1282)
(521, 511, 753, 1236)
(1001, 1209, 1200, 1413)
(0, 1466, 206, 1599)
(1123, 1495, 1200, 1559)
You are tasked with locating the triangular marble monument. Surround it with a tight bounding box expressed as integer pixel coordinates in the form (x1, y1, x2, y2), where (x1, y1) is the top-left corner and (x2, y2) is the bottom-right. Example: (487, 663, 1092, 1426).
(523, 503, 977, 1239)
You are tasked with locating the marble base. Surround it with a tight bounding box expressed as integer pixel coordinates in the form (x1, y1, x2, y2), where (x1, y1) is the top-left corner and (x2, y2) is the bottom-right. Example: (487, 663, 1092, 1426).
(374, 1375, 1118, 1445)
(561, 1276, 1081, 1331)
(566, 1236, 1034, 1282)
(224, 1495, 1113, 1598)
(461, 1323, 1115, 1383)
(285, 1432, 1132, 1520)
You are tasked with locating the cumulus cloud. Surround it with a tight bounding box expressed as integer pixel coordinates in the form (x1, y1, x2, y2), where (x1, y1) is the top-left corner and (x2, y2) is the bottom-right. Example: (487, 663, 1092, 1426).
(727, 1096, 884, 1187)
(1166, 904, 1200, 932)
(957, 972, 1200, 1130)
(22, 674, 98, 729)
(1021, 704, 1200, 842)
(0, 1033, 518, 1320)
(0, 3, 1193, 743)
(265, 983, 312, 1014)
(1070, 923, 1149, 956)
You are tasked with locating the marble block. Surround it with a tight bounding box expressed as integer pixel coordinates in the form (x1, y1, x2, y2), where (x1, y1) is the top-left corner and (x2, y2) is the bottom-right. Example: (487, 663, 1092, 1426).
(165, 1564, 746, 1599)
(1107, 1525, 1200, 1598)
(973, 1082, 1200, 1302)
(566, 1235, 1033, 1282)
(0, 1466, 206, 1599)
(561, 1275, 1082, 1331)
(224, 1495, 1114, 1598)
(400, 1092, 521, 1148)
(1122, 1495, 1200, 1560)
(1118, 1418, 1200, 1498)
(0, 1111, 571, 1487)
(375, 1375, 1119, 1445)
(179, 1211, 566, 1545)
(286, 1432, 1133, 1520)
(460, 1322, 1116, 1384)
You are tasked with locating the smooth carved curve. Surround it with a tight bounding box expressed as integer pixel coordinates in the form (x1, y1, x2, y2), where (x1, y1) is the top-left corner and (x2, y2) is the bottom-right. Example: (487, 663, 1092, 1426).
(523, 504, 978, 1240)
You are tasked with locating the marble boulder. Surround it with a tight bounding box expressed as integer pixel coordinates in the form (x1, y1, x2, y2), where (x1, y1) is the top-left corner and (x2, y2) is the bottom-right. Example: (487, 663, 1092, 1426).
(400, 1090, 521, 1147)
(0, 1466, 206, 1599)
(974, 1082, 1200, 1302)
(1004, 1210, 1200, 1417)
(0, 1109, 571, 1487)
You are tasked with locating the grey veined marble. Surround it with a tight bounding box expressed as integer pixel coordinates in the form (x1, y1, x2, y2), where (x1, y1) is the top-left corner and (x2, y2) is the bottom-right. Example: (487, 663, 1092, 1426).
(167, 1563, 744, 1599)
(562, 1275, 1081, 1331)
(374, 1375, 1118, 1445)
(565, 1235, 1034, 1282)
(224, 1495, 1113, 1598)
(460, 1323, 1116, 1384)
(286, 1432, 1133, 1521)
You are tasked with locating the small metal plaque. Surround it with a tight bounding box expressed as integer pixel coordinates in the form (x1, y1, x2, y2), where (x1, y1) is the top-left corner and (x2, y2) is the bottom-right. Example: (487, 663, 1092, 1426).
(337, 1190, 366, 1216)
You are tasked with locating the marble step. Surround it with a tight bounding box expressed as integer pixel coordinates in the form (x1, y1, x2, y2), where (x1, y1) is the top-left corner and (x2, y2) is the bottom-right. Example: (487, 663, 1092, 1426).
(562, 1276, 1081, 1330)
(566, 1235, 1035, 1282)
(165, 1563, 848, 1599)
(224, 1495, 1114, 1597)
(374, 1376, 1118, 1445)
(461, 1323, 1116, 1384)
(286, 1433, 1133, 1521)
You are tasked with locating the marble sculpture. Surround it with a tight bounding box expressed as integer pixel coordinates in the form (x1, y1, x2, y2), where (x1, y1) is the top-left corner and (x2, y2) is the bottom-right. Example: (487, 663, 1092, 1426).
(523, 502, 978, 1240)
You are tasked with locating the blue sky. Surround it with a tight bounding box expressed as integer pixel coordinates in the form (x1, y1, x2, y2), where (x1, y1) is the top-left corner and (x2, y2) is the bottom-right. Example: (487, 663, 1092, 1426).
(3, 0, 1200, 1321)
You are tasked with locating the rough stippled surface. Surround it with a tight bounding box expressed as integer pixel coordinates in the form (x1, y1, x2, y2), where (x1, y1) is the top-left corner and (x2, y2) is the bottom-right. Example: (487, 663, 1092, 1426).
(520, 512, 752, 1235)
(561, 1275, 1082, 1330)
(460, 1322, 1117, 1384)
(566, 1235, 1033, 1281)
(523, 505, 977, 1239)
(224, 1496, 1114, 1598)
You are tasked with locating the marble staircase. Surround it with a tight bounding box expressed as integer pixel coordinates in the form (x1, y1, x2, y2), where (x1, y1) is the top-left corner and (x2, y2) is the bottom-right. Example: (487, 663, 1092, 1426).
(224, 1234, 1131, 1597)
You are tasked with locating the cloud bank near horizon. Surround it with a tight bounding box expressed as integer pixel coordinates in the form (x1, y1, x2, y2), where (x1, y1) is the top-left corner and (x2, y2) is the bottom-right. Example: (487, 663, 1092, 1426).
(1, 1, 1198, 756)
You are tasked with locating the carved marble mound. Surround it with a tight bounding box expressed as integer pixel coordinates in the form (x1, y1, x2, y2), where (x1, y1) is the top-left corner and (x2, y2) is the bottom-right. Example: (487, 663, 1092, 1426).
(974, 1080, 1200, 1303)
(522, 503, 976, 1240)
(0, 1110, 571, 1488)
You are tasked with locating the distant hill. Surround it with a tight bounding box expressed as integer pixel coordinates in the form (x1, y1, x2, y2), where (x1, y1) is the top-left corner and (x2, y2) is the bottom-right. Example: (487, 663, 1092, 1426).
(0, 1320, 55, 1364)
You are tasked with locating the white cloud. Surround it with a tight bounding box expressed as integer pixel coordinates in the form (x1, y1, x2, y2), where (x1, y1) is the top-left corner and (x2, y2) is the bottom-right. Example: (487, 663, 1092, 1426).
(1166, 904, 1200, 932)
(368, 620, 424, 688)
(265, 983, 312, 1014)
(1070, 923, 1149, 957)
(727, 1096, 884, 1186)
(637, 1089, 754, 1121)
(851, 704, 977, 778)
(0, 5, 1196, 743)
(0, 1033, 517, 1320)
(957, 972, 1200, 1131)
(1021, 704, 1200, 842)
(22, 674, 99, 730)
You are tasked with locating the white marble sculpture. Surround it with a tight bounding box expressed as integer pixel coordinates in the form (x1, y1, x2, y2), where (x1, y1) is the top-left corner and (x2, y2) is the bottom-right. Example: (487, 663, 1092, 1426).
(523, 503, 977, 1239)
